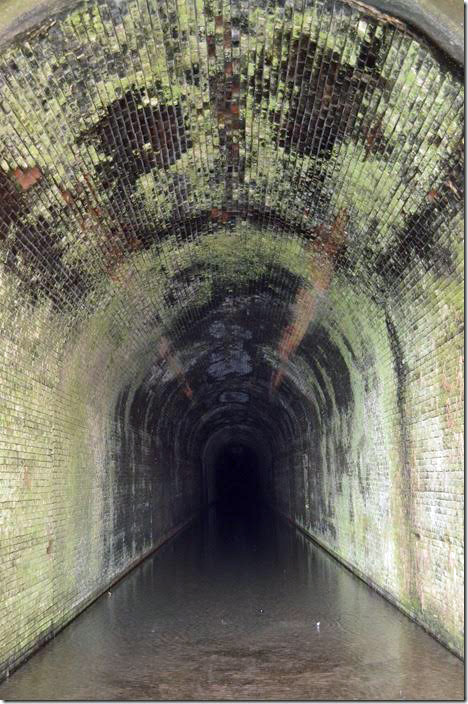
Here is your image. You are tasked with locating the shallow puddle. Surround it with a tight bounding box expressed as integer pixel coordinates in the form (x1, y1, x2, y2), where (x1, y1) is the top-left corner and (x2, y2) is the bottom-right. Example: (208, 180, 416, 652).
(0, 508, 464, 700)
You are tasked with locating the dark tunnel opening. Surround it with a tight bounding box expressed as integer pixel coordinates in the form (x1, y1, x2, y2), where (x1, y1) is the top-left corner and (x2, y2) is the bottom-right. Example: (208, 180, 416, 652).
(212, 441, 261, 514)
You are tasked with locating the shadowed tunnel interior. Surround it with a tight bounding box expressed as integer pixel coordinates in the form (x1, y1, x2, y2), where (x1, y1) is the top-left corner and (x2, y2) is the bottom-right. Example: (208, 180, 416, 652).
(212, 443, 260, 509)
(0, 0, 463, 697)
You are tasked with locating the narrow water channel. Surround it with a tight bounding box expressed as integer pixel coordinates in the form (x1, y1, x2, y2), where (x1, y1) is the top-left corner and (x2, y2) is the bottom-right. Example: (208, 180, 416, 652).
(0, 507, 463, 701)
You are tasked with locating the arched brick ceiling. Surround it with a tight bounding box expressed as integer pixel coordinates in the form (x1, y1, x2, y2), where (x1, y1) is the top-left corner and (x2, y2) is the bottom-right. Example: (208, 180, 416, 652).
(0, 0, 463, 448)
(0, 0, 464, 665)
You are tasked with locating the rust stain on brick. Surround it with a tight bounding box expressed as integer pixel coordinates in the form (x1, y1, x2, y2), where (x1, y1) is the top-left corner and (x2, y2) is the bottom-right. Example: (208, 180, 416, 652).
(272, 209, 348, 391)
(12, 166, 42, 190)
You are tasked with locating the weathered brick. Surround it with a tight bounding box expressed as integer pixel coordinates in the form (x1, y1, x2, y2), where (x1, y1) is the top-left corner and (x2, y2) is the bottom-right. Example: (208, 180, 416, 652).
(0, 0, 463, 682)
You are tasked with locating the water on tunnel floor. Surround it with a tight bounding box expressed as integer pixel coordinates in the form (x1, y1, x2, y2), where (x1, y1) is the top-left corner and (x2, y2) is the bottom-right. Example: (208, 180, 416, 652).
(0, 508, 463, 701)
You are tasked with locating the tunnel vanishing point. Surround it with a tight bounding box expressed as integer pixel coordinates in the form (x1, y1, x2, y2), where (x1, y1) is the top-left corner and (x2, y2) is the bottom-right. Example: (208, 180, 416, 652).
(0, 0, 464, 685)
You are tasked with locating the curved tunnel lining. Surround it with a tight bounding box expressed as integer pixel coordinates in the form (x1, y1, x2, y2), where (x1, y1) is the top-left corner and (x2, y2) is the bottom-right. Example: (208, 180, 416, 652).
(0, 0, 463, 682)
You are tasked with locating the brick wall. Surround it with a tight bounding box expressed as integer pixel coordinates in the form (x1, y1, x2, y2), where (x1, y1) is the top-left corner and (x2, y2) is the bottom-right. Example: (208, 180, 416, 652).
(267, 244, 464, 655)
(0, 299, 202, 679)
(0, 0, 463, 680)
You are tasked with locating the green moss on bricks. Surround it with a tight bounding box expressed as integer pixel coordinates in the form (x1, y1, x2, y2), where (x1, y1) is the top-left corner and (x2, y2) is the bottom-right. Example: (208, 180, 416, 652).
(0, 0, 463, 678)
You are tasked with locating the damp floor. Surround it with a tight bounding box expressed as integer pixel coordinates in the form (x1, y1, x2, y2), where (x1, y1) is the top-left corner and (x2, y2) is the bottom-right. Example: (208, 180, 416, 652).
(0, 507, 464, 701)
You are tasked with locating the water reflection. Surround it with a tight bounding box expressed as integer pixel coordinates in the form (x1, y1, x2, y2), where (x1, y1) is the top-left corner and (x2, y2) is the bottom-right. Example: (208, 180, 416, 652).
(0, 507, 463, 700)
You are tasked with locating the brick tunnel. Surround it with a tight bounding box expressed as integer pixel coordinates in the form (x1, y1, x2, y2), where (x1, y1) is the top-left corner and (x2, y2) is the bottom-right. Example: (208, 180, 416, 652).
(0, 0, 464, 699)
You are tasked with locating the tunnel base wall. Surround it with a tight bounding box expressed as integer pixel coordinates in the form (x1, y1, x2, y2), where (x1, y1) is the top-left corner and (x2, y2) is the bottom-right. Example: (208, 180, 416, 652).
(272, 507, 463, 660)
(265, 279, 463, 659)
(0, 513, 199, 683)
(0, 311, 204, 683)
